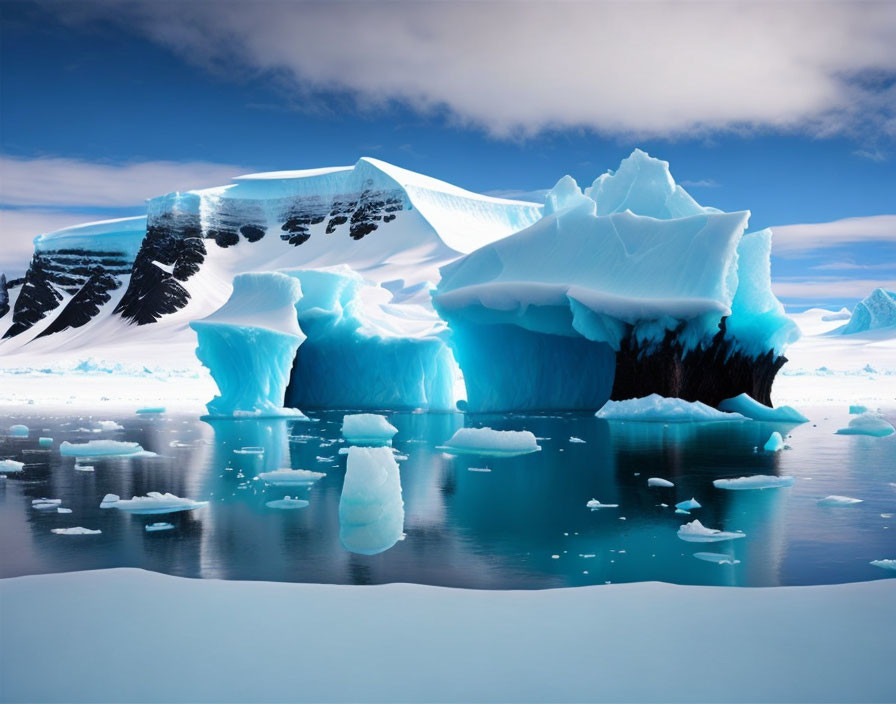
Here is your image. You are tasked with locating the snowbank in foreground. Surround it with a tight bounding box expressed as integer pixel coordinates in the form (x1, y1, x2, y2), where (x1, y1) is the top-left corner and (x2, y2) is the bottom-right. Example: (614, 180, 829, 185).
(0, 569, 892, 703)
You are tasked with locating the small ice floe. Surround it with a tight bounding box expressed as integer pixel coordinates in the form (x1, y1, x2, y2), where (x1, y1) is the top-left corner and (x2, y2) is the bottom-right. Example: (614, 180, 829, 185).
(835, 413, 895, 438)
(647, 477, 674, 488)
(60, 440, 155, 458)
(677, 520, 746, 543)
(96, 420, 124, 431)
(136, 407, 165, 414)
(713, 475, 795, 491)
(38, 437, 53, 447)
(265, 496, 310, 510)
(675, 508, 690, 515)
(52, 527, 101, 535)
(870, 559, 896, 571)
(693, 552, 741, 565)
(234, 446, 264, 455)
(341, 414, 398, 445)
(437, 428, 541, 457)
(57, 507, 72, 514)
(0, 459, 25, 473)
(145, 522, 175, 532)
(9, 424, 29, 438)
(100, 492, 208, 514)
(569, 437, 586, 444)
(817, 495, 863, 507)
(257, 469, 325, 486)
(468, 467, 492, 473)
(586, 499, 619, 510)
(763, 432, 785, 452)
(316, 455, 335, 462)
(32, 498, 62, 510)
(675, 498, 702, 511)
(74, 464, 95, 472)
(717, 394, 808, 423)
(849, 405, 868, 415)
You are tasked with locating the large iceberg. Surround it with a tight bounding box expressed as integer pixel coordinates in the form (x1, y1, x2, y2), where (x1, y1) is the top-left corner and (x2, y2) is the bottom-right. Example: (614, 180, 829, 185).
(596, 394, 746, 423)
(835, 413, 895, 437)
(338, 446, 404, 555)
(437, 427, 541, 457)
(839, 289, 896, 335)
(434, 150, 798, 411)
(283, 267, 456, 411)
(190, 272, 307, 418)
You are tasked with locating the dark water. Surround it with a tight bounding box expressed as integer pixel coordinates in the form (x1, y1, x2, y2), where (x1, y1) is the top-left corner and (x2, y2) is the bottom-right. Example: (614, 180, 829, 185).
(1, 406, 894, 588)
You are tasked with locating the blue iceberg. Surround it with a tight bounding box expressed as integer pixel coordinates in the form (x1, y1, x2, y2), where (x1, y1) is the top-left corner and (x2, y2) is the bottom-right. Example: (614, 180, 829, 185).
(338, 447, 405, 555)
(839, 289, 896, 335)
(718, 394, 808, 423)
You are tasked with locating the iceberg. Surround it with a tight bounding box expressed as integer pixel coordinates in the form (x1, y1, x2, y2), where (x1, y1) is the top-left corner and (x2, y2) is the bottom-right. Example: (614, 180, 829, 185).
(341, 413, 398, 445)
(99, 492, 208, 514)
(676, 498, 702, 511)
(73, 464, 95, 472)
(284, 267, 456, 411)
(586, 499, 619, 509)
(0, 459, 25, 473)
(713, 475, 795, 490)
(870, 559, 896, 571)
(596, 395, 745, 423)
(849, 405, 868, 415)
(9, 424, 28, 437)
(717, 394, 808, 423)
(51, 527, 101, 535)
(95, 420, 124, 431)
(647, 477, 674, 488)
(763, 432, 785, 452)
(338, 447, 404, 555)
(835, 413, 895, 437)
(265, 496, 310, 510)
(60, 440, 148, 457)
(437, 427, 541, 457)
(569, 436, 586, 443)
(434, 150, 797, 412)
(38, 437, 53, 447)
(145, 522, 175, 532)
(817, 495, 863, 507)
(191, 272, 307, 419)
(839, 288, 896, 335)
(32, 498, 62, 510)
(693, 552, 741, 565)
(677, 520, 746, 543)
(136, 407, 165, 415)
(257, 468, 325, 486)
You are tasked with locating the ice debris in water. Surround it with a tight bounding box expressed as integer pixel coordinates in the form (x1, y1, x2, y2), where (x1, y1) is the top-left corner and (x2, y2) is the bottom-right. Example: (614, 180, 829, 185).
(0, 460, 25, 473)
(835, 413, 895, 438)
(100, 492, 208, 514)
(145, 522, 175, 532)
(763, 432, 785, 452)
(468, 467, 492, 473)
(38, 437, 53, 447)
(870, 559, 896, 571)
(257, 469, 325, 486)
(32, 498, 62, 510)
(265, 496, 310, 510)
(60, 440, 153, 458)
(717, 394, 808, 423)
(234, 446, 264, 455)
(57, 508, 72, 514)
(9, 424, 29, 437)
(136, 407, 165, 414)
(586, 499, 619, 509)
(817, 495, 863, 507)
(339, 446, 404, 556)
(569, 436, 586, 444)
(676, 498, 702, 511)
(849, 405, 868, 415)
(51, 527, 101, 535)
(596, 395, 746, 423)
(677, 520, 746, 543)
(74, 464, 95, 472)
(647, 477, 674, 488)
(713, 475, 795, 490)
(693, 552, 741, 565)
(341, 414, 398, 445)
(437, 428, 541, 457)
(96, 420, 124, 431)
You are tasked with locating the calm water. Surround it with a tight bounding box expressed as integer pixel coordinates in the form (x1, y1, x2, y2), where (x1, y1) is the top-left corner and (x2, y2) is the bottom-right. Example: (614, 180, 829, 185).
(1, 406, 894, 588)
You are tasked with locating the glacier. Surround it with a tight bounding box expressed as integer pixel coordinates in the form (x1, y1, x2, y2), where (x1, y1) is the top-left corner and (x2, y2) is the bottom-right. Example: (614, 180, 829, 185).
(839, 289, 896, 335)
(190, 272, 307, 419)
(434, 149, 798, 411)
(338, 446, 405, 555)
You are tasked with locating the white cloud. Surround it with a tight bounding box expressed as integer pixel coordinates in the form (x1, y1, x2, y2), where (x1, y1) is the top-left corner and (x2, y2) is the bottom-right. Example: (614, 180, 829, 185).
(771, 215, 896, 256)
(59, 0, 896, 138)
(0, 156, 244, 208)
(773, 278, 896, 300)
(811, 260, 896, 271)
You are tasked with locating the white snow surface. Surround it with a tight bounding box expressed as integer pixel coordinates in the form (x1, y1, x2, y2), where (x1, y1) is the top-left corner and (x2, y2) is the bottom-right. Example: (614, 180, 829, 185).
(596, 394, 746, 423)
(438, 427, 541, 456)
(0, 568, 892, 703)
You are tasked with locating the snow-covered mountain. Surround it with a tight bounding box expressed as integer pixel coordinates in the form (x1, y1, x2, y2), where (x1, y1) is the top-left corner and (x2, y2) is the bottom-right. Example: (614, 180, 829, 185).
(839, 288, 896, 335)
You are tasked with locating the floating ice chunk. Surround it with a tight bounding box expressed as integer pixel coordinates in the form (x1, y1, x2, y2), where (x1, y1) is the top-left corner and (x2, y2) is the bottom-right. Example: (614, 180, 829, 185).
(9, 424, 29, 437)
(234, 446, 264, 455)
(713, 475, 795, 490)
(763, 432, 785, 452)
(0, 459, 25, 473)
(316, 455, 334, 462)
(51, 527, 101, 535)
(74, 464, 95, 472)
(341, 414, 398, 445)
(339, 447, 404, 555)
(99, 492, 208, 514)
(437, 428, 541, 457)
(870, 559, 896, 571)
(849, 405, 868, 415)
(676, 498, 702, 511)
(569, 436, 586, 444)
(145, 522, 175, 532)
(694, 552, 741, 565)
(677, 520, 746, 543)
(57, 508, 72, 514)
(32, 498, 62, 510)
(468, 467, 492, 473)
(596, 395, 745, 423)
(647, 477, 674, 488)
(96, 420, 124, 431)
(38, 437, 53, 447)
(835, 413, 895, 438)
(60, 440, 151, 457)
(136, 407, 165, 414)
(265, 496, 310, 510)
(586, 499, 619, 509)
(817, 495, 863, 507)
(257, 469, 325, 486)
(717, 394, 808, 423)
(675, 508, 690, 515)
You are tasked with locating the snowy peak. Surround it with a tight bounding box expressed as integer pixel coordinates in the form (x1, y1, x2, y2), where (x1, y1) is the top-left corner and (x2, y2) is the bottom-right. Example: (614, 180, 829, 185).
(840, 288, 896, 335)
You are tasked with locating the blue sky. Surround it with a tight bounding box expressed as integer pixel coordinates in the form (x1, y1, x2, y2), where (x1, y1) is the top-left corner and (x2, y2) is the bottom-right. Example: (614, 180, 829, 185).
(1, 1, 894, 309)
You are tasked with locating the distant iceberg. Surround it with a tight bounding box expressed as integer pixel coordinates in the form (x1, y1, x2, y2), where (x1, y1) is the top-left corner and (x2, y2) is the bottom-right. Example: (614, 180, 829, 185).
(51, 527, 101, 535)
(870, 559, 896, 571)
(718, 394, 808, 423)
(437, 427, 541, 457)
(839, 288, 896, 335)
(8, 424, 28, 438)
(60, 440, 152, 457)
(257, 469, 325, 486)
(677, 520, 746, 543)
(835, 413, 895, 437)
(0, 459, 24, 473)
(596, 395, 745, 423)
(100, 492, 208, 514)
(713, 475, 795, 491)
(817, 495, 863, 507)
